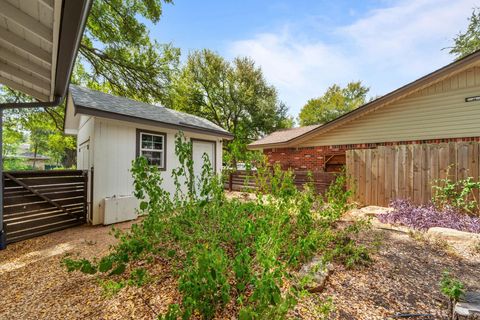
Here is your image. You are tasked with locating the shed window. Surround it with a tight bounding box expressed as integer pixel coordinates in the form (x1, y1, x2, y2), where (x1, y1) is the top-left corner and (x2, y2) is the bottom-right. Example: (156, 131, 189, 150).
(138, 132, 165, 168)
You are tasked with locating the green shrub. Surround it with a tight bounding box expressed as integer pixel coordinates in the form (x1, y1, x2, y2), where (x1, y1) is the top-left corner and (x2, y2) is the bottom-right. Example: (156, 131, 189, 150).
(432, 172, 480, 215)
(179, 246, 231, 319)
(64, 132, 371, 319)
(440, 271, 465, 302)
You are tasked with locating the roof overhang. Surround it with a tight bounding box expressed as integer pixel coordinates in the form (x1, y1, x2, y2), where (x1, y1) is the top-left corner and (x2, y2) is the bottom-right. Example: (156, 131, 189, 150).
(249, 49, 480, 150)
(0, 0, 91, 102)
(64, 92, 235, 140)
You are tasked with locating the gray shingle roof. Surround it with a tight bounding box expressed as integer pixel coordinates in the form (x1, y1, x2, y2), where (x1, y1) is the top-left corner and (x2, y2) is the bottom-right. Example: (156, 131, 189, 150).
(69, 85, 232, 138)
(248, 125, 321, 148)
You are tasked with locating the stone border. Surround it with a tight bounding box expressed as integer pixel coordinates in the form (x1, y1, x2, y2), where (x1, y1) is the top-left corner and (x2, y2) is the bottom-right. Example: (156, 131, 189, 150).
(345, 206, 480, 244)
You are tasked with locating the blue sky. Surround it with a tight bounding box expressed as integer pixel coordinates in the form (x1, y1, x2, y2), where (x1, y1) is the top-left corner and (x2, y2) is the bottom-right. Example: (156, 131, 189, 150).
(148, 0, 477, 118)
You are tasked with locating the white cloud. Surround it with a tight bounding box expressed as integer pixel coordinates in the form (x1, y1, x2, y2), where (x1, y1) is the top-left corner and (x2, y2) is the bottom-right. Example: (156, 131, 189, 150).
(227, 0, 477, 117)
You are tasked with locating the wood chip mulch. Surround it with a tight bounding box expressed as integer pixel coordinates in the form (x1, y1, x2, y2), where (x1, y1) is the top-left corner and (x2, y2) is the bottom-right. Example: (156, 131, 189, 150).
(0, 220, 479, 319)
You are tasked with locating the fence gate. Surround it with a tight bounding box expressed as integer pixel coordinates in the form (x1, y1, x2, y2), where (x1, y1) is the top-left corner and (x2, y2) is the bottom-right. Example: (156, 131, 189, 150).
(3, 170, 88, 243)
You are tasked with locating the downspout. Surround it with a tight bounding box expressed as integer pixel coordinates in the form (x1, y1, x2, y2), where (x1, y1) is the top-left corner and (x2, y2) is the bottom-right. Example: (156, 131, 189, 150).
(0, 96, 63, 249)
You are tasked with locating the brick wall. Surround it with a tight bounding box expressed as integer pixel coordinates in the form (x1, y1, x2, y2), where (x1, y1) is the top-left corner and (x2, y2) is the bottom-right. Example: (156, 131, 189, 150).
(263, 136, 480, 172)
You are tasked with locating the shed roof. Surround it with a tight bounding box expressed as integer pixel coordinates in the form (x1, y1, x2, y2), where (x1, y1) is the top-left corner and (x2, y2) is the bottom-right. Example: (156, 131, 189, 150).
(67, 85, 233, 139)
(248, 125, 321, 147)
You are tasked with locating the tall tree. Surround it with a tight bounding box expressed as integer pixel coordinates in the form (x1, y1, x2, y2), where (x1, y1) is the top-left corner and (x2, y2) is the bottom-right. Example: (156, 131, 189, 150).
(75, 0, 180, 103)
(1, 0, 179, 168)
(170, 49, 292, 151)
(298, 81, 369, 126)
(449, 8, 480, 59)
(1, 87, 76, 167)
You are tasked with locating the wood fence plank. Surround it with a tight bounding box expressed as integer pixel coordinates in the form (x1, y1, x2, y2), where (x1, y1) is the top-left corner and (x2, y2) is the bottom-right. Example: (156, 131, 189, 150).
(371, 149, 378, 206)
(422, 144, 430, 203)
(354, 149, 361, 202)
(358, 150, 366, 205)
(429, 144, 439, 201)
(449, 142, 457, 181)
(413, 145, 422, 204)
(398, 145, 406, 200)
(385, 147, 394, 205)
(469, 142, 480, 203)
(458, 142, 469, 181)
(392, 147, 399, 201)
(378, 147, 386, 206)
(365, 149, 372, 205)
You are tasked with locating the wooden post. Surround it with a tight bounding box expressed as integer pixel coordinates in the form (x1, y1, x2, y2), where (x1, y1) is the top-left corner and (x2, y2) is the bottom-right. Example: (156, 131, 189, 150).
(229, 172, 233, 192)
(82, 170, 88, 221)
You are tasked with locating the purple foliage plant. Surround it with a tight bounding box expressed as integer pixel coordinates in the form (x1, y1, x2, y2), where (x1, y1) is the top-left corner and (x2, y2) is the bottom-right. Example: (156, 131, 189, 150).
(378, 199, 480, 233)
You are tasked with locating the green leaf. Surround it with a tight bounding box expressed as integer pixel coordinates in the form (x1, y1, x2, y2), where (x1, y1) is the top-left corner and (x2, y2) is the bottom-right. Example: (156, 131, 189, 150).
(109, 263, 126, 276)
(98, 257, 113, 273)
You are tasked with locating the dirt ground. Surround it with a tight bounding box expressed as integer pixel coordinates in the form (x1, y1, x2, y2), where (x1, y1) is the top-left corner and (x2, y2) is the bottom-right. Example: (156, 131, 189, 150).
(0, 218, 479, 319)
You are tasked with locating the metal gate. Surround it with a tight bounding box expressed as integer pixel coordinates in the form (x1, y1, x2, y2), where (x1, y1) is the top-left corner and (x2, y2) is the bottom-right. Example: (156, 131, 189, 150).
(3, 170, 88, 243)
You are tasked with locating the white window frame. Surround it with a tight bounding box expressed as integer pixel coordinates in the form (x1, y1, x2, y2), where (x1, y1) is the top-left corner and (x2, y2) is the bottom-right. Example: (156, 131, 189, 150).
(138, 131, 166, 169)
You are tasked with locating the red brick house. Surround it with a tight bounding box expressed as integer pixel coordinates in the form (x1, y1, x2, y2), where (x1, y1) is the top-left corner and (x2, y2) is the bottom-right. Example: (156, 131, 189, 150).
(248, 50, 480, 174)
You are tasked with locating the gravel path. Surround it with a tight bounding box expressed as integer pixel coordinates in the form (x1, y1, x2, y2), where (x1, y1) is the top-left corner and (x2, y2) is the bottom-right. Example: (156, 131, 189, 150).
(0, 219, 479, 319)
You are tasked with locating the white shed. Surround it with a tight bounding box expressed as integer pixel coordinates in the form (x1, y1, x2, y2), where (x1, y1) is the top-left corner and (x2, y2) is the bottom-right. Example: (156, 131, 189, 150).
(64, 85, 233, 225)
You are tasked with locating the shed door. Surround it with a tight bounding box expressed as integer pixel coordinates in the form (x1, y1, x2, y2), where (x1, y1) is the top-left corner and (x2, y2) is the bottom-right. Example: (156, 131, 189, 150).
(78, 141, 90, 170)
(192, 140, 216, 179)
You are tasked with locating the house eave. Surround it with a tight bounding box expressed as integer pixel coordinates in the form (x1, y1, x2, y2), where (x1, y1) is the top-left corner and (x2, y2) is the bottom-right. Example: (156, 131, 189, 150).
(0, 0, 91, 103)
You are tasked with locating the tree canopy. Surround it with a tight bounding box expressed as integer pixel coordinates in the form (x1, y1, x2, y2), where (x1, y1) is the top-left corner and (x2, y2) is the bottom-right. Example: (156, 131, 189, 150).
(1, 0, 176, 169)
(0, 88, 76, 167)
(298, 81, 369, 126)
(449, 8, 480, 59)
(1, 1, 292, 168)
(75, 0, 179, 104)
(169, 49, 292, 152)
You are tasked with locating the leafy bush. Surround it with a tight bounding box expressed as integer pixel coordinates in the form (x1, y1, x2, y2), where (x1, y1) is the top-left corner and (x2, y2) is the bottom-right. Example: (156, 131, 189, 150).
(432, 174, 480, 215)
(3, 158, 33, 171)
(378, 199, 480, 233)
(440, 270, 465, 318)
(63, 132, 370, 319)
(440, 271, 465, 302)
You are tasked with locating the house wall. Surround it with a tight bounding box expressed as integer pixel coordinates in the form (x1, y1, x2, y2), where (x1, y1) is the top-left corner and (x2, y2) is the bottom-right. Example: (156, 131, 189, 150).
(79, 117, 224, 225)
(264, 66, 480, 172)
(264, 137, 480, 172)
(300, 66, 480, 147)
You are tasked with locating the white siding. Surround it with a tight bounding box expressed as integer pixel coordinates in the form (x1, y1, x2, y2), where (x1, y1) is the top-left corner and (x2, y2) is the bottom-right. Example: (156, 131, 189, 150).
(81, 117, 224, 225)
(76, 115, 93, 169)
(300, 66, 480, 147)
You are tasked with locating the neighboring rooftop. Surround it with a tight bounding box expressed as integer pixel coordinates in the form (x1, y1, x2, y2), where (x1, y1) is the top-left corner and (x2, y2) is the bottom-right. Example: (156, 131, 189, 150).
(68, 85, 233, 138)
(248, 124, 321, 148)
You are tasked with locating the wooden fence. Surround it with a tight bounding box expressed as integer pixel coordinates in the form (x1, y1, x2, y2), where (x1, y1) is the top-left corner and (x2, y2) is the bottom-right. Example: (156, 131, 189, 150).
(3, 170, 88, 243)
(346, 142, 480, 206)
(226, 170, 337, 194)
